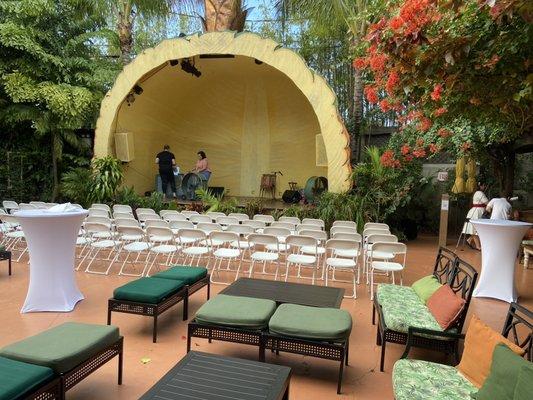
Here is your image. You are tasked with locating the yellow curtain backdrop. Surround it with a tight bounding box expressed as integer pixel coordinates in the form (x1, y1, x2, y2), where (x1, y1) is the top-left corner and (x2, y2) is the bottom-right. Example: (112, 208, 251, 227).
(465, 158, 477, 193)
(452, 157, 466, 194)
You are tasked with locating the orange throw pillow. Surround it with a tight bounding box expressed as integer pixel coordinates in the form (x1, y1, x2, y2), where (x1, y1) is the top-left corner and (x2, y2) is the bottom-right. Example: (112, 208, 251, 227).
(426, 285, 465, 330)
(457, 315, 525, 388)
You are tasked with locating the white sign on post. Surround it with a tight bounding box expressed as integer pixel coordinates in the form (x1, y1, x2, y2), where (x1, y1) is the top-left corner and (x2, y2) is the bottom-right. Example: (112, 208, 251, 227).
(441, 199, 449, 211)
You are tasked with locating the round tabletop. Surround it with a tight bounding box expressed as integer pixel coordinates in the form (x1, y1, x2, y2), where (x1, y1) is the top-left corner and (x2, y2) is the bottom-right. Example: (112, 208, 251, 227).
(471, 219, 532, 228)
(14, 209, 88, 218)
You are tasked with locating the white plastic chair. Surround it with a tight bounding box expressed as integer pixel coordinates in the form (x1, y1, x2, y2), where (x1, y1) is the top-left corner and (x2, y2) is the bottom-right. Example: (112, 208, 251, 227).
(271, 221, 296, 231)
(145, 226, 179, 276)
(29, 201, 48, 209)
(209, 231, 243, 284)
(364, 222, 390, 230)
(332, 232, 363, 282)
(113, 212, 134, 220)
(333, 220, 357, 229)
(136, 208, 157, 215)
(296, 224, 322, 233)
(137, 213, 161, 224)
(330, 226, 358, 236)
(324, 239, 360, 298)
(299, 229, 328, 274)
(242, 220, 266, 232)
(216, 216, 239, 227)
(284, 235, 319, 283)
(82, 222, 120, 275)
(113, 204, 133, 214)
(181, 210, 200, 219)
(247, 234, 281, 280)
(228, 212, 249, 222)
(18, 203, 38, 210)
(169, 220, 195, 235)
(88, 208, 110, 218)
(165, 213, 187, 222)
(145, 219, 170, 229)
(190, 214, 212, 224)
(369, 242, 407, 300)
(114, 218, 140, 228)
(206, 211, 226, 221)
(279, 216, 300, 225)
(364, 233, 398, 284)
(0, 214, 27, 262)
(226, 224, 255, 255)
(253, 214, 275, 224)
(116, 226, 151, 277)
(302, 218, 325, 230)
(2, 201, 19, 213)
(177, 228, 210, 267)
(91, 203, 110, 212)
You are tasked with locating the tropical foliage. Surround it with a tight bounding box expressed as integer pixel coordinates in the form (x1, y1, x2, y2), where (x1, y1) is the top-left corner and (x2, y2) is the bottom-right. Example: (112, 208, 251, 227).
(355, 0, 532, 191)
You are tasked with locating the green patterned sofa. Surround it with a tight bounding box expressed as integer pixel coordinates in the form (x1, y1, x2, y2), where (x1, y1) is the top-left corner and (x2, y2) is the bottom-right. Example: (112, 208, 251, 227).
(373, 247, 478, 371)
(392, 302, 532, 400)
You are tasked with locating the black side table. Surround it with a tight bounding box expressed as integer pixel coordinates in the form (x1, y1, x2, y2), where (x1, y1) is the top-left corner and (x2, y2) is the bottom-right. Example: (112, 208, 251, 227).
(0, 250, 12, 275)
(140, 351, 291, 400)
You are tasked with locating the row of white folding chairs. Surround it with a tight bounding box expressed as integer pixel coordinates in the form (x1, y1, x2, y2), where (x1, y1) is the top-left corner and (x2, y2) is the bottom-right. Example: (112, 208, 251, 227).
(0, 213, 27, 262)
(2, 201, 62, 214)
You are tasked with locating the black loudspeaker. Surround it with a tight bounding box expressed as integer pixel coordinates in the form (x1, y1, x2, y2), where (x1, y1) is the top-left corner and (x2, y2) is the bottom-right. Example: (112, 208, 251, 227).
(208, 187, 225, 197)
(282, 190, 302, 204)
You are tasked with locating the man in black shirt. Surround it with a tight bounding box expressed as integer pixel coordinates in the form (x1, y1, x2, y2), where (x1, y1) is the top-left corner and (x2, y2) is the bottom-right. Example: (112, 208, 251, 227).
(156, 145, 176, 198)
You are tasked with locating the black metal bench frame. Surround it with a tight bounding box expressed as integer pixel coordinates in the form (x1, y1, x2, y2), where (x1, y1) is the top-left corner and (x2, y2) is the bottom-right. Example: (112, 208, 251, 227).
(187, 321, 349, 394)
(108, 275, 210, 343)
(25, 376, 61, 400)
(372, 247, 478, 371)
(1, 249, 12, 275)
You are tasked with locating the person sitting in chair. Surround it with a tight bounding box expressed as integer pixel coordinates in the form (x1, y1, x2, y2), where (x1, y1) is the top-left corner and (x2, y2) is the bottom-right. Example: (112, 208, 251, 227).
(486, 190, 512, 220)
(193, 150, 211, 182)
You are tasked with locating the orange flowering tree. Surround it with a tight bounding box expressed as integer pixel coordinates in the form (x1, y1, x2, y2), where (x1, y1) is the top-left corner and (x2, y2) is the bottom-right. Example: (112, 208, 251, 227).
(355, 0, 532, 192)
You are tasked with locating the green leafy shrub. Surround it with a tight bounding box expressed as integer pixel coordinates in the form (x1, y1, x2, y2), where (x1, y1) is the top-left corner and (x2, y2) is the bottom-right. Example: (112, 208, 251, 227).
(142, 191, 165, 213)
(60, 167, 92, 207)
(88, 157, 124, 204)
(115, 186, 143, 209)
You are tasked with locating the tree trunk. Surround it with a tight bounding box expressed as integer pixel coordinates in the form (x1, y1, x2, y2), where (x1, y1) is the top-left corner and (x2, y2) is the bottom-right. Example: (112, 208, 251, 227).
(203, 0, 245, 32)
(51, 133, 59, 201)
(117, 4, 133, 65)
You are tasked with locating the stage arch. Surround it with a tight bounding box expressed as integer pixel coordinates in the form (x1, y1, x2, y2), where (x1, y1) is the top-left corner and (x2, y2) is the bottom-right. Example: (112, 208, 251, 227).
(94, 31, 352, 196)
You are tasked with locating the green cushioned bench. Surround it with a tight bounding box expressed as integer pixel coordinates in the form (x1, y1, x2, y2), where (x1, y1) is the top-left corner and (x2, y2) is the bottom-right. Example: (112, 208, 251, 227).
(0, 356, 59, 400)
(109, 267, 209, 343)
(187, 295, 353, 394)
(0, 322, 123, 399)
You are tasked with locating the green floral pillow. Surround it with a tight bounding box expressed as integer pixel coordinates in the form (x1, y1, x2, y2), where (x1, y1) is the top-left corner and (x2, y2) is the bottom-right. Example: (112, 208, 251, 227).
(412, 275, 442, 303)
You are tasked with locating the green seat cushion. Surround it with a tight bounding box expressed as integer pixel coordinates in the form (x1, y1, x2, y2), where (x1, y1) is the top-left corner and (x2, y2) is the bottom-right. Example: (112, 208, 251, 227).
(474, 344, 530, 400)
(412, 275, 442, 303)
(152, 266, 208, 285)
(269, 303, 352, 341)
(393, 359, 477, 400)
(0, 356, 55, 400)
(195, 294, 276, 329)
(113, 277, 185, 304)
(0, 322, 120, 374)
(514, 364, 533, 400)
(377, 284, 420, 307)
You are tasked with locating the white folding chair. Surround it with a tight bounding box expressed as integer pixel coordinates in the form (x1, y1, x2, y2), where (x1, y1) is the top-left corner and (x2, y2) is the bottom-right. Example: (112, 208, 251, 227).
(159, 210, 175, 218)
(115, 218, 140, 228)
(145, 226, 179, 276)
(279, 216, 300, 225)
(324, 239, 360, 298)
(18, 203, 38, 210)
(177, 228, 210, 267)
(0, 214, 27, 262)
(88, 208, 110, 218)
(226, 224, 255, 256)
(333, 220, 357, 229)
(136, 208, 157, 215)
(169, 220, 195, 235)
(284, 235, 319, 283)
(253, 214, 275, 225)
(302, 218, 325, 230)
(364, 222, 390, 230)
(137, 213, 161, 225)
(263, 227, 291, 253)
(181, 210, 200, 219)
(330, 226, 358, 236)
(29, 201, 48, 209)
(369, 242, 407, 300)
(216, 216, 239, 228)
(145, 219, 170, 229)
(165, 213, 187, 222)
(2, 201, 19, 213)
(45, 203, 59, 208)
(296, 224, 322, 233)
(247, 234, 281, 279)
(85, 216, 113, 237)
(228, 212, 249, 223)
(91, 203, 110, 212)
(271, 221, 296, 231)
(206, 211, 226, 221)
(190, 214, 212, 224)
(82, 222, 120, 275)
(116, 226, 151, 277)
(113, 212, 134, 220)
(209, 231, 243, 284)
(364, 233, 398, 284)
(242, 220, 266, 232)
(299, 229, 328, 276)
(113, 204, 133, 214)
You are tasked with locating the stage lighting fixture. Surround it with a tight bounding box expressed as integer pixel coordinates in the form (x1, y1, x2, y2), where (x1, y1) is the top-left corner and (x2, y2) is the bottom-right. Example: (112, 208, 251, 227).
(133, 85, 143, 95)
(126, 92, 135, 106)
(254, 59, 263, 65)
(181, 58, 202, 78)
(169, 59, 179, 66)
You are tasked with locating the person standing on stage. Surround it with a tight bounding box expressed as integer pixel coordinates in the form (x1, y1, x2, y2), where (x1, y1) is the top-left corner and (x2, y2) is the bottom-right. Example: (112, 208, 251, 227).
(156, 145, 176, 198)
(193, 150, 211, 182)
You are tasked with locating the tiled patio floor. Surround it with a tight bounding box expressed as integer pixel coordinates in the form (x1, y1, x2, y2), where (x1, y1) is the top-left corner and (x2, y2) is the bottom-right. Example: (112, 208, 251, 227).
(1, 235, 531, 399)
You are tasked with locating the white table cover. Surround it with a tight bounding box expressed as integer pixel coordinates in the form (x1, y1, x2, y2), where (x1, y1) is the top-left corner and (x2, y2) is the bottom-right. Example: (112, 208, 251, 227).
(472, 219, 532, 303)
(15, 208, 88, 312)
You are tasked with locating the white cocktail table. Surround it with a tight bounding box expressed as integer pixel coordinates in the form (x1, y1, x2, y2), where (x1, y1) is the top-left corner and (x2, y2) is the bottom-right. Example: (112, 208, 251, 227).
(472, 219, 532, 303)
(15, 209, 88, 312)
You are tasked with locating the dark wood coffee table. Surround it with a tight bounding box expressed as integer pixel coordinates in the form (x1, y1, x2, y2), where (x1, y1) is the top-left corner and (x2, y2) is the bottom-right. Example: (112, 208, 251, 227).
(220, 278, 344, 308)
(140, 351, 291, 400)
